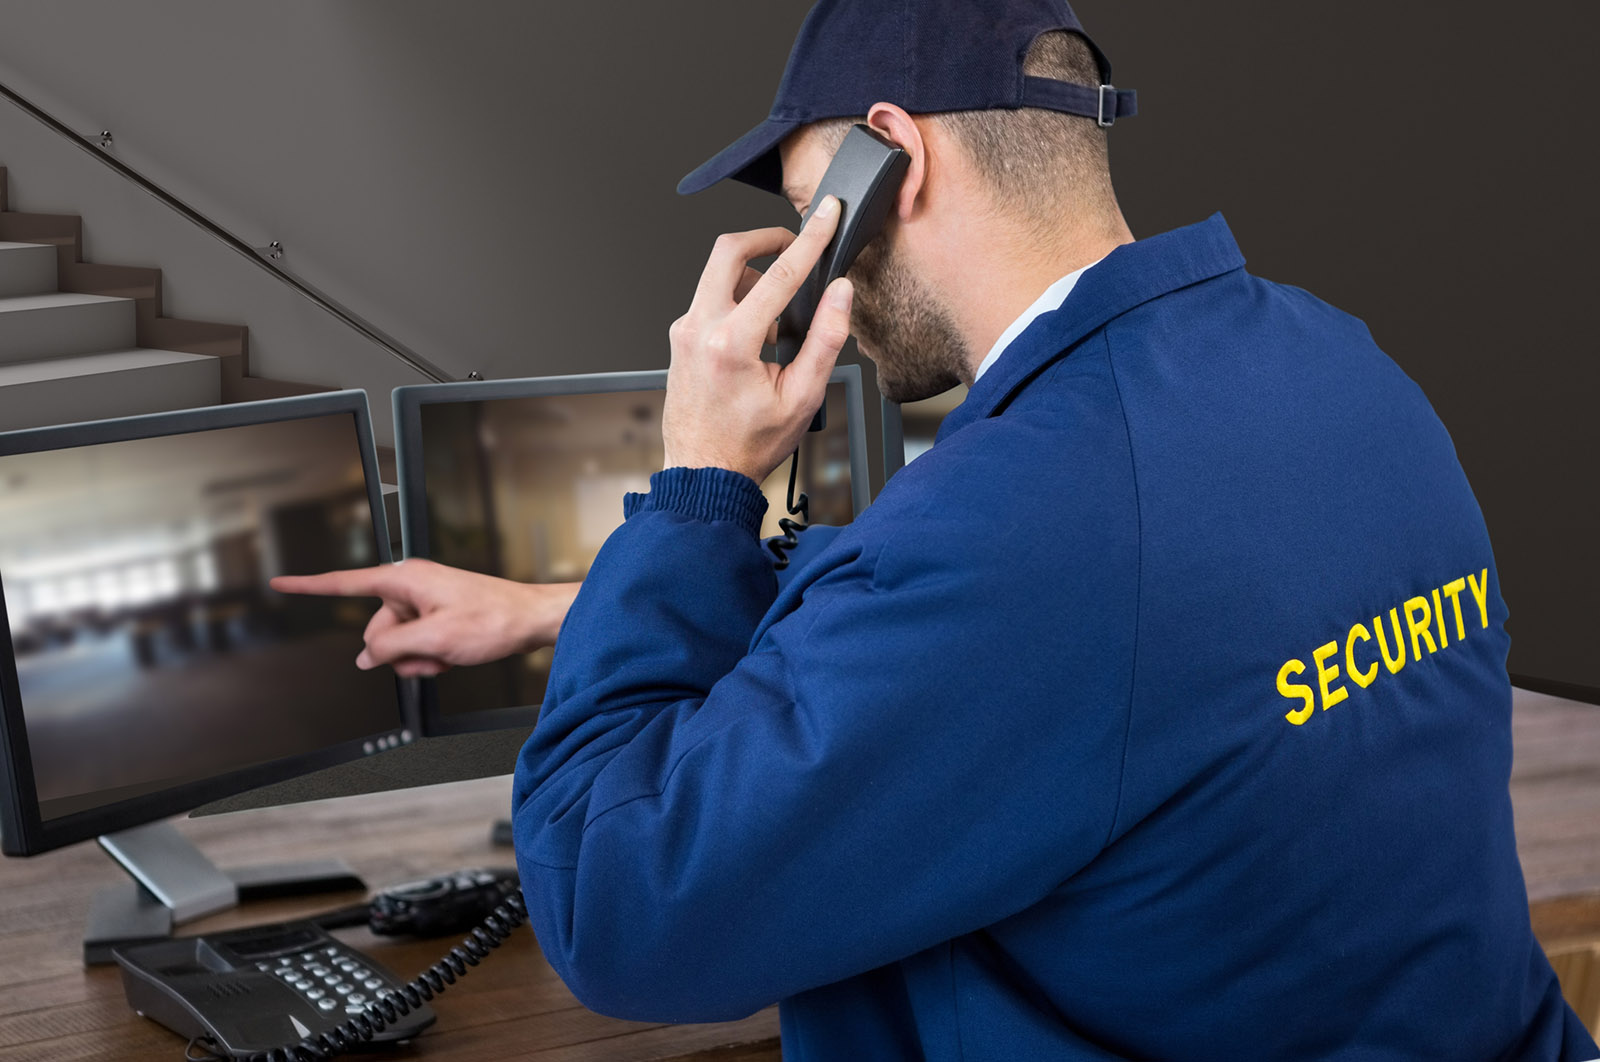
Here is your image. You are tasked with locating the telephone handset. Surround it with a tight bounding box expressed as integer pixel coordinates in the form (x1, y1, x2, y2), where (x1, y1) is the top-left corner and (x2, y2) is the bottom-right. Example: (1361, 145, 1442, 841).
(764, 124, 908, 571)
(774, 123, 910, 430)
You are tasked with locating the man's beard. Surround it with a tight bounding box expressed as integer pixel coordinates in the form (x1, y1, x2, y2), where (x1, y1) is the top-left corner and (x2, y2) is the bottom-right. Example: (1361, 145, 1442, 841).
(846, 235, 972, 404)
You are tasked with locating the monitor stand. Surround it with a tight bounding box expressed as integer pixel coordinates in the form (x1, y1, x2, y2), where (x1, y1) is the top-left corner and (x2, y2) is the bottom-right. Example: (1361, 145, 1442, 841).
(82, 821, 365, 965)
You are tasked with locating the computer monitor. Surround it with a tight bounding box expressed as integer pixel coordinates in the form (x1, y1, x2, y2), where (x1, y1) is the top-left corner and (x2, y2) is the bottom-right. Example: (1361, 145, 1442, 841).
(0, 392, 411, 953)
(392, 365, 872, 736)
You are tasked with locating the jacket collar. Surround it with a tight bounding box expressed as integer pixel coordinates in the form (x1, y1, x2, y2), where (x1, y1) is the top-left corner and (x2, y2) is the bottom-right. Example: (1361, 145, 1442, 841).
(936, 213, 1247, 440)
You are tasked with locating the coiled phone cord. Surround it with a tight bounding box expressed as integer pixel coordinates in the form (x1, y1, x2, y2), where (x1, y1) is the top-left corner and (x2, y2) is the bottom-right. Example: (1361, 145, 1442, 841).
(194, 892, 527, 1062)
(765, 448, 809, 570)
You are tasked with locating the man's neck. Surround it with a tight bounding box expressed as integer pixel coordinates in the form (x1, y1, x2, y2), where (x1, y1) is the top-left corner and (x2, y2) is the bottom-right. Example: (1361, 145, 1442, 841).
(942, 214, 1134, 385)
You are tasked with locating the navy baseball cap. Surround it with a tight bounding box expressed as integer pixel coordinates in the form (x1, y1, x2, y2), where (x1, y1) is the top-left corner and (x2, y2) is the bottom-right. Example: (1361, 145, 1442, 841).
(677, 0, 1137, 196)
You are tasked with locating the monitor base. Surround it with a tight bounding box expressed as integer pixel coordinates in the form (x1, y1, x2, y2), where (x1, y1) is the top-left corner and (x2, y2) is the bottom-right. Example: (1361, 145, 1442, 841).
(83, 823, 366, 966)
(83, 882, 172, 966)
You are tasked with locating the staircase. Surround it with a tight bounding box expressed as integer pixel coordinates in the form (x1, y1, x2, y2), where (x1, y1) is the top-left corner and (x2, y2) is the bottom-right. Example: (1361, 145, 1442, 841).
(0, 163, 326, 433)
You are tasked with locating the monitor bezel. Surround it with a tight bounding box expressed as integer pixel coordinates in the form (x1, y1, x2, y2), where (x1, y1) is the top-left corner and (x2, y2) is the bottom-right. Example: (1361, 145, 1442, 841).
(880, 395, 906, 483)
(392, 365, 872, 736)
(0, 390, 415, 857)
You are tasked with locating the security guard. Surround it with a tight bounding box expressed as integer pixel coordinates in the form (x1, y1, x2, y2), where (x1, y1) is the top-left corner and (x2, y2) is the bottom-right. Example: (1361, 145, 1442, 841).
(279, 0, 1598, 1057)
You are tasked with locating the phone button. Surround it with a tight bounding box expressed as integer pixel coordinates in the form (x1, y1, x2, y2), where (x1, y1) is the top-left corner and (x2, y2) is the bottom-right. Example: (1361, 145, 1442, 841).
(317, 998, 339, 1013)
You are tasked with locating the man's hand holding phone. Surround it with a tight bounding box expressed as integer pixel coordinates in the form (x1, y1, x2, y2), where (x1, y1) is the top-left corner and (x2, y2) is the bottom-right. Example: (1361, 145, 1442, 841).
(272, 202, 850, 675)
(663, 194, 853, 486)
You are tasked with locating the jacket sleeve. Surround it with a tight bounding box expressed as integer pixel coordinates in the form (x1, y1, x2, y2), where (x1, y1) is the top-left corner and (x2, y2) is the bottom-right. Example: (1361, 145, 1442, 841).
(511, 459, 1134, 1022)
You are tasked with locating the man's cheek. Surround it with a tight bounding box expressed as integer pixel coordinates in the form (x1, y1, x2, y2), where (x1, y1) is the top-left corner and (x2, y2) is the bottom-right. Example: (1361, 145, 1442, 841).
(846, 301, 872, 341)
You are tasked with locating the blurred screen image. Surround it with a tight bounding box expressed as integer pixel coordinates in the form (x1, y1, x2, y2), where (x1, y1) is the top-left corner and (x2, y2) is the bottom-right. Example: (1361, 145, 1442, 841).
(418, 381, 857, 719)
(0, 413, 403, 821)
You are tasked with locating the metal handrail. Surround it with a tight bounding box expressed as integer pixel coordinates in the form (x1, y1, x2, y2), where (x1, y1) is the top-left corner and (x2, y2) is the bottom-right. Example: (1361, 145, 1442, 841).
(0, 78, 455, 384)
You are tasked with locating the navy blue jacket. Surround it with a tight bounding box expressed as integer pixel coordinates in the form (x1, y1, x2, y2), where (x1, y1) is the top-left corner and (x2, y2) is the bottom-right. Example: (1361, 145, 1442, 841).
(512, 216, 1595, 1060)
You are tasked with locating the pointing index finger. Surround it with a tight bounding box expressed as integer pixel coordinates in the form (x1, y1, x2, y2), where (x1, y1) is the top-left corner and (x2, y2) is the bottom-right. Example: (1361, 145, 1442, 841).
(270, 565, 399, 599)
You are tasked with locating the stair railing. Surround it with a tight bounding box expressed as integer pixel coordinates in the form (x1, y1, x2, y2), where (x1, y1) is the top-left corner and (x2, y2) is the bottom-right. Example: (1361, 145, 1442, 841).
(0, 78, 457, 384)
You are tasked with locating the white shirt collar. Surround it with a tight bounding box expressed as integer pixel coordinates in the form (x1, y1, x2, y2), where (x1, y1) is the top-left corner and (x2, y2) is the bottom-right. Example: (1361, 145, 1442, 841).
(971, 258, 1103, 383)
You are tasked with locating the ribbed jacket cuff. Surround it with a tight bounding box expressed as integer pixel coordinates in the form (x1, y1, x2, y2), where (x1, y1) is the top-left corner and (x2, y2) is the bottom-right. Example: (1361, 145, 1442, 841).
(623, 467, 768, 538)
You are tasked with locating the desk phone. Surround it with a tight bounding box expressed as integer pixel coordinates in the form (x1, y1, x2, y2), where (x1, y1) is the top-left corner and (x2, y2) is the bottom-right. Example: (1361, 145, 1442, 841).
(115, 919, 435, 1057)
(113, 871, 527, 1061)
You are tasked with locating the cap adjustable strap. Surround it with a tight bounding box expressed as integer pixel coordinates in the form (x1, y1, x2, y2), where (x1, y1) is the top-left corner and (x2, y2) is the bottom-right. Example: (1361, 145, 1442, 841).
(1019, 77, 1138, 126)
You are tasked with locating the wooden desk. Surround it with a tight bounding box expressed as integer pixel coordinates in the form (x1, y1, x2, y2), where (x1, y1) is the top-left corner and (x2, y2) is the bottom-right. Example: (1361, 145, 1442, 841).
(0, 776, 781, 1061)
(3, 688, 1597, 1058)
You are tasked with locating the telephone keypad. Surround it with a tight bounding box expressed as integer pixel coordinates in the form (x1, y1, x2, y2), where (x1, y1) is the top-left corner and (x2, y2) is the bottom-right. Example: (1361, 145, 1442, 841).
(263, 940, 405, 1016)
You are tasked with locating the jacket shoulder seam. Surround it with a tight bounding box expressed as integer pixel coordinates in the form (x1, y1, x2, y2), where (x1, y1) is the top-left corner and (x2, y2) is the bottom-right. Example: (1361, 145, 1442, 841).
(1100, 325, 1143, 848)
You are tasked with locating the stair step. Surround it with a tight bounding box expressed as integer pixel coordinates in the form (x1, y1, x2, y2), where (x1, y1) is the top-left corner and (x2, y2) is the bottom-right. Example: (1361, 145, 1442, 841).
(0, 168, 342, 405)
(0, 349, 221, 433)
(0, 292, 136, 362)
(60, 260, 162, 304)
(0, 212, 81, 274)
(0, 242, 58, 298)
(227, 376, 335, 402)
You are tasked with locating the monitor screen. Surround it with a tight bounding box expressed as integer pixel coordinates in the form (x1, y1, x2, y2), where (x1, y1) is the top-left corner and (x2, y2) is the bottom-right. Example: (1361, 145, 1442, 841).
(889, 385, 969, 475)
(0, 393, 409, 854)
(394, 367, 871, 734)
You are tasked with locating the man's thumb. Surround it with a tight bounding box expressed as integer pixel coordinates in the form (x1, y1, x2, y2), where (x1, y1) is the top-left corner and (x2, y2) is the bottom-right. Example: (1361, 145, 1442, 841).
(360, 613, 451, 670)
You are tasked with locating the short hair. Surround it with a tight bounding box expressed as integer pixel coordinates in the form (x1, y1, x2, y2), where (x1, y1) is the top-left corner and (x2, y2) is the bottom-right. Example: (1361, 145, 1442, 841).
(807, 31, 1116, 225)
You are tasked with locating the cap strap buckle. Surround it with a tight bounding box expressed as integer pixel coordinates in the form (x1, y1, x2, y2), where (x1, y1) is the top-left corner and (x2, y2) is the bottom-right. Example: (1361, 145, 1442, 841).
(1097, 84, 1116, 128)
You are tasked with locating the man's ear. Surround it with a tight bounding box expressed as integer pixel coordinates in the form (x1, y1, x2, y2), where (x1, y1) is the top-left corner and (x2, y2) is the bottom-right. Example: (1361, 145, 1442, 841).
(865, 102, 926, 223)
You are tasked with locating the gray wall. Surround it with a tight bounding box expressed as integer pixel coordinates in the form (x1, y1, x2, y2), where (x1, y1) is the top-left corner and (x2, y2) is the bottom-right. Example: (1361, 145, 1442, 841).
(1, 1, 1594, 807)
(0, 1, 816, 445)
